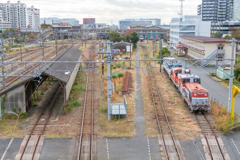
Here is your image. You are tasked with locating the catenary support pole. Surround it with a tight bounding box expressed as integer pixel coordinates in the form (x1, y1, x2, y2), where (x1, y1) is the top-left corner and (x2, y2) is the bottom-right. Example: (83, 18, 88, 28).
(160, 39, 162, 72)
(1, 38, 5, 88)
(55, 32, 57, 56)
(20, 42, 22, 62)
(42, 33, 44, 61)
(107, 41, 112, 120)
(228, 38, 236, 113)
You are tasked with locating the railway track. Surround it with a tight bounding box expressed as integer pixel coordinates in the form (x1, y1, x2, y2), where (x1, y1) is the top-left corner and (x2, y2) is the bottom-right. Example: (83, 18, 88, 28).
(76, 41, 97, 160)
(15, 83, 62, 160)
(148, 43, 230, 160)
(139, 44, 184, 160)
(195, 113, 230, 160)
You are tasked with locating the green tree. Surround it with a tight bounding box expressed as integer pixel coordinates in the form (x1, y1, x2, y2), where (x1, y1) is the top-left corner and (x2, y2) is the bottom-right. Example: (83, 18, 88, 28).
(130, 32, 139, 49)
(117, 73, 124, 79)
(14, 37, 25, 43)
(41, 24, 52, 29)
(158, 47, 171, 58)
(27, 33, 35, 39)
(222, 35, 232, 40)
(112, 75, 117, 79)
(109, 31, 122, 42)
(211, 32, 223, 39)
(233, 30, 240, 40)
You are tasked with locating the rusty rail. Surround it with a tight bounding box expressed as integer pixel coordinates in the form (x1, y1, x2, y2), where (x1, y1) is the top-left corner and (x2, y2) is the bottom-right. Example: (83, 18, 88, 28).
(19, 84, 61, 160)
(195, 113, 225, 160)
(140, 44, 182, 160)
(77, 41, 97, 160)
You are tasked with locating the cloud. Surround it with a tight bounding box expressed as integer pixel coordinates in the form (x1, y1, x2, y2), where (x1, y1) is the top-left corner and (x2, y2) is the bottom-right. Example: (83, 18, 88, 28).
(15, 0, 201, 24)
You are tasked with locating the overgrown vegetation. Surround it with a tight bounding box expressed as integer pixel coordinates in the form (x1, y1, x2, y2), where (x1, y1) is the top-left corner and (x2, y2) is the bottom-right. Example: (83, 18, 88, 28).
(65, 72, 86, 113)
(210, 102, 239, 135)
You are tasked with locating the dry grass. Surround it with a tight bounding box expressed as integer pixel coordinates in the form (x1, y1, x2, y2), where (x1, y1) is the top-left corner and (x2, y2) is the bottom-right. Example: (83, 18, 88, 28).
(98, 55, 136, 138)
(0, 118, 27, 139)
(210, 102, 239, 135)
(139, 44, 201, 141)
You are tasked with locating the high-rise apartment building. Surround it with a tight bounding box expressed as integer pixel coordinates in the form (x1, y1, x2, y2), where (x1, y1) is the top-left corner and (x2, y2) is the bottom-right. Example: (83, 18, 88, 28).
(27, 5, 40, 29)
(83, 18, 95, 25)
(0, 1, 27, 29)
(198, 4, 202, 15)
(201, 0, 233, 22)
(119, 18, 161, 29)
(0, 1, 40, 29)
(234, 0, 240, 20)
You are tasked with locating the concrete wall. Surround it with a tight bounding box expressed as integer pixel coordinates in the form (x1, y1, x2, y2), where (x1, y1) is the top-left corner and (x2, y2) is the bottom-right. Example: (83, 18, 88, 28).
(4, 85, 26, 113)
(65, 55, 82, 101)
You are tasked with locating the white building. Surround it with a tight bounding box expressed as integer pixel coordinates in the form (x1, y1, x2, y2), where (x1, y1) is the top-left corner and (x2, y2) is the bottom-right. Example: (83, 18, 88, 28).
(0, 1, 27, 29)
(0, 9, 11, 31)
(170, 15, 211, 49)
(27, 5, 40, 30)
(0, 1, 40, 30)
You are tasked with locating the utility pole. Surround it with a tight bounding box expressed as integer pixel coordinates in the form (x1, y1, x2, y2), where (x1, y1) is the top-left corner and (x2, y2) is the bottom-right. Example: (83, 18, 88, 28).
(20, 42, 22, 61)
(81, 32, 83, 47)
(9, 33, 12, 52)
(130, 40, 132, 68)
(1, 38, 5, 88)
(85, 32, 86, 48)
(41, 31, 44, 61)
(147, 30, 148, 44)
(228, 38, 236, 113)
(55, 31, 57, 56)
(160, 39, 162, 72)
(102, 40, 104, 75)
(72, 30, 73, 47)
(106, 41, 112, 120)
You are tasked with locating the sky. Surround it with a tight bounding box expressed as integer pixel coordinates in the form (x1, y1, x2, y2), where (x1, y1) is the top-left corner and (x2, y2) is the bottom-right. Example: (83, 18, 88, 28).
(18, 0, 201, 25)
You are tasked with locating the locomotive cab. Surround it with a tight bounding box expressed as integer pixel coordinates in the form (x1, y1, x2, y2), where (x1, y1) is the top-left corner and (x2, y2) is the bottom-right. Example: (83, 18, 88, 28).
(185, 83, 210, 112)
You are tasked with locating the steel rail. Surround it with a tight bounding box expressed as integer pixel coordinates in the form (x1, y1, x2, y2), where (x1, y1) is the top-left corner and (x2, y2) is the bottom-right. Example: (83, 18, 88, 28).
(148, 68, 182, 160)
(77, 41, 97, 160)
(195, 114, 214, 160)
(19, 84, 60, 160)
(31, 86, 62, 160)
(147, 69, 168, 159)
(159, 71, 206, 160)
(203, 113, 225, 160)
(141, 44, 182, 160)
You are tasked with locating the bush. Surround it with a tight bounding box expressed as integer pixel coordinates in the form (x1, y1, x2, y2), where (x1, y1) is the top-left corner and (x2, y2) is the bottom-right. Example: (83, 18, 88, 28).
(20, 113, 28, 119)
(66, 107, 72, 113)
(112, 75, 117, 79)
(70, 101, 81, 108)
(73, 86, 85, 93)
(117, 73, 124, 79)
(234, 67, 240, 82)
(117, 63, 122, 68)
(100, 106, 107, 113)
